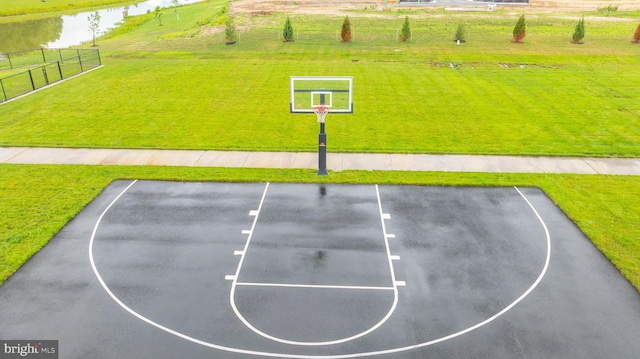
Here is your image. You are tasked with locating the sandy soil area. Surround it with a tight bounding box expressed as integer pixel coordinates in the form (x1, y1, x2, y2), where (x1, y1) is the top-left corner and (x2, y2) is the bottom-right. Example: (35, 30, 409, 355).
(230, 0, 640, 16)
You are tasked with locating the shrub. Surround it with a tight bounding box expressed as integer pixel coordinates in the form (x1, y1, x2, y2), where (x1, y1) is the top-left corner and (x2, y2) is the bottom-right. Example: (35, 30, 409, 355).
(598, 4, 618, 13)
(225, 16, 237, 45)
(455, 24, 466, 43)
(512, 15, 526, 43)
(283, 16, 294, 42)
(400, 16, 411, 42)
(341, 16, 352, 42)
(633, 24, 640, 43)
(572, 17, 585, 44)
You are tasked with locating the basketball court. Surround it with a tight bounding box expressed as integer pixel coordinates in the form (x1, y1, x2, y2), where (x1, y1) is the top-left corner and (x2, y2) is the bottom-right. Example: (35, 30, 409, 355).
(2, 78, 640, 358)
(1, 181, 639, 358)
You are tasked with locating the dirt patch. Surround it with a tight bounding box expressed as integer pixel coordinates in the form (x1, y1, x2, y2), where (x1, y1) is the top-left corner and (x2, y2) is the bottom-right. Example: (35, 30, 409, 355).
(231, 0, 378, 16)
(532, 0, 640, 12)
(229, 0, 640, 16)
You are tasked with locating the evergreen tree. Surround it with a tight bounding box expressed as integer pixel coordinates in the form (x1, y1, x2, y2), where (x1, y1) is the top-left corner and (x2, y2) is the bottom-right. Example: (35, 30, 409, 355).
(633, 24, 640, 43)
(512, 15, 526, 43)
(225, 16, 237, 45)
(454, 24, 466, 42)
(400, 16, 411, 42)
(283, 16, 294, 42)
(572, 16, 585, 44)
(341, 16, 352, 42)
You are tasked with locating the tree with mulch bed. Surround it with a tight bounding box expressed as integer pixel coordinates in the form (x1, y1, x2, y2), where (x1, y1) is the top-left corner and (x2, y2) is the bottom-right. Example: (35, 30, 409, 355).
(512, 15, 526, 43)
(341, 16, 352, 43)
(572, 16, 585, 44)
(632, 24, 640, 43)
(400, 16, 411, 42)
(283, 16, 294, 42)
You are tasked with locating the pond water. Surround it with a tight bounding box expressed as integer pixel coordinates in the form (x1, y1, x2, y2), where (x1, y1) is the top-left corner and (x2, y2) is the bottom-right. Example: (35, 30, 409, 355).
(0, 0, 204, 53)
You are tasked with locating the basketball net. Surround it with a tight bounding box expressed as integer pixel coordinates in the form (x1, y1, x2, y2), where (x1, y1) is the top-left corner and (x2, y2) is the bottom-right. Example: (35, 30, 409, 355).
(313, 105, 330, 123)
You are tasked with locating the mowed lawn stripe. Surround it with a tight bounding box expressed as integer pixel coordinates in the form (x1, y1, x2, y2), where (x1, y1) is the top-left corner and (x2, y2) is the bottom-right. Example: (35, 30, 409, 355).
(2, 56, 639, 155)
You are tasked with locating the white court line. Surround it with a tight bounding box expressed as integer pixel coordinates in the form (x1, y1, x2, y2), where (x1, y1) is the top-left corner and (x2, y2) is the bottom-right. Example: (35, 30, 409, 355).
(375, 185, 402, 289)
(89, 183, 551, 359)
(228, 184, 400, 346)
(235, 282, 394, 291)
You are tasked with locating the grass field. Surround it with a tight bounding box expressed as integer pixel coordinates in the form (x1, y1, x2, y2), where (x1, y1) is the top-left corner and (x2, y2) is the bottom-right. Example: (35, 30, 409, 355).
(1, 2, 639, 156)
(0, 1, 639, 292)
(0, 0, 136, 17)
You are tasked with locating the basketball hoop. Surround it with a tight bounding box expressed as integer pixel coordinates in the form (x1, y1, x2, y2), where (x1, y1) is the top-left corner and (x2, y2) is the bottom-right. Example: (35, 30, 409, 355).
(313, 105, 330, 123)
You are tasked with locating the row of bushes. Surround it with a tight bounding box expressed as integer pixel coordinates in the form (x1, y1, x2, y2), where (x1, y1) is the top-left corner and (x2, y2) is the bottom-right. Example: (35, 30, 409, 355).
(223, 14, 640, 45)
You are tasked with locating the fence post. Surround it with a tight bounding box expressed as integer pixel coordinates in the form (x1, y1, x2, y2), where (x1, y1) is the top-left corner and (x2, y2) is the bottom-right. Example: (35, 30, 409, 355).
(7, 53, 13, 69)
(59, 49, 63, 63)
(96, 49, 102, 66)
(28, 70, 36, 90)
(57, 61, 63, 79)
(0, 79, 6, 102)
(41, 48, 46, 63)
(42, 67, 49, 86)
(78, 53, 84, 72)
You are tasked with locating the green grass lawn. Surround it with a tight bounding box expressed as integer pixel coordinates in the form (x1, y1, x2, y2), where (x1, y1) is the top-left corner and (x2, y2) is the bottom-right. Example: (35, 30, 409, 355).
(0, 0, 136, 17)
(0, 2, 639, 156)
(0, 2, 639, 293)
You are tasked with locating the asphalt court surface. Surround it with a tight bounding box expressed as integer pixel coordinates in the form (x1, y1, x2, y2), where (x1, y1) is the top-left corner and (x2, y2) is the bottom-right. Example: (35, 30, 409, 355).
(1, 181, 640, 358)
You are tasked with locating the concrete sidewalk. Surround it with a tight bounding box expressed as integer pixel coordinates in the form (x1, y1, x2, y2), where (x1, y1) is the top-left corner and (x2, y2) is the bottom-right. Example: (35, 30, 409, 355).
(1, 147, 639, 175)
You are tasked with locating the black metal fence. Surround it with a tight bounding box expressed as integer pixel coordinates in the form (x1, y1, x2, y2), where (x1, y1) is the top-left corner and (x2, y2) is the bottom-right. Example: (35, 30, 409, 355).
(0, 48, 101, 103)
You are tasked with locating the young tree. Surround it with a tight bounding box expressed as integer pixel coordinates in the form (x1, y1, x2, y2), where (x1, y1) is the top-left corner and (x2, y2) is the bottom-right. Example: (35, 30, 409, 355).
(454, 24, 466, 43)
(87, 11, 101, 47)
(154, 6, 164, 26)
(633, 24, 640, 43)
(572, 16, 585, 44)
(341, 16, 352, 42)
(512, 15, 526, 43)
(225, 16, 238, 45)
(400, 16, 411, 42)
(172, 0, 179, 12)
(283, 16, 294, 42)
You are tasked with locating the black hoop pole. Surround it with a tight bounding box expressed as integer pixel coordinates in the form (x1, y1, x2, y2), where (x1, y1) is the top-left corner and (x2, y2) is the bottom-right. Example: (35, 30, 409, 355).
(317, 94, 328, 176)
